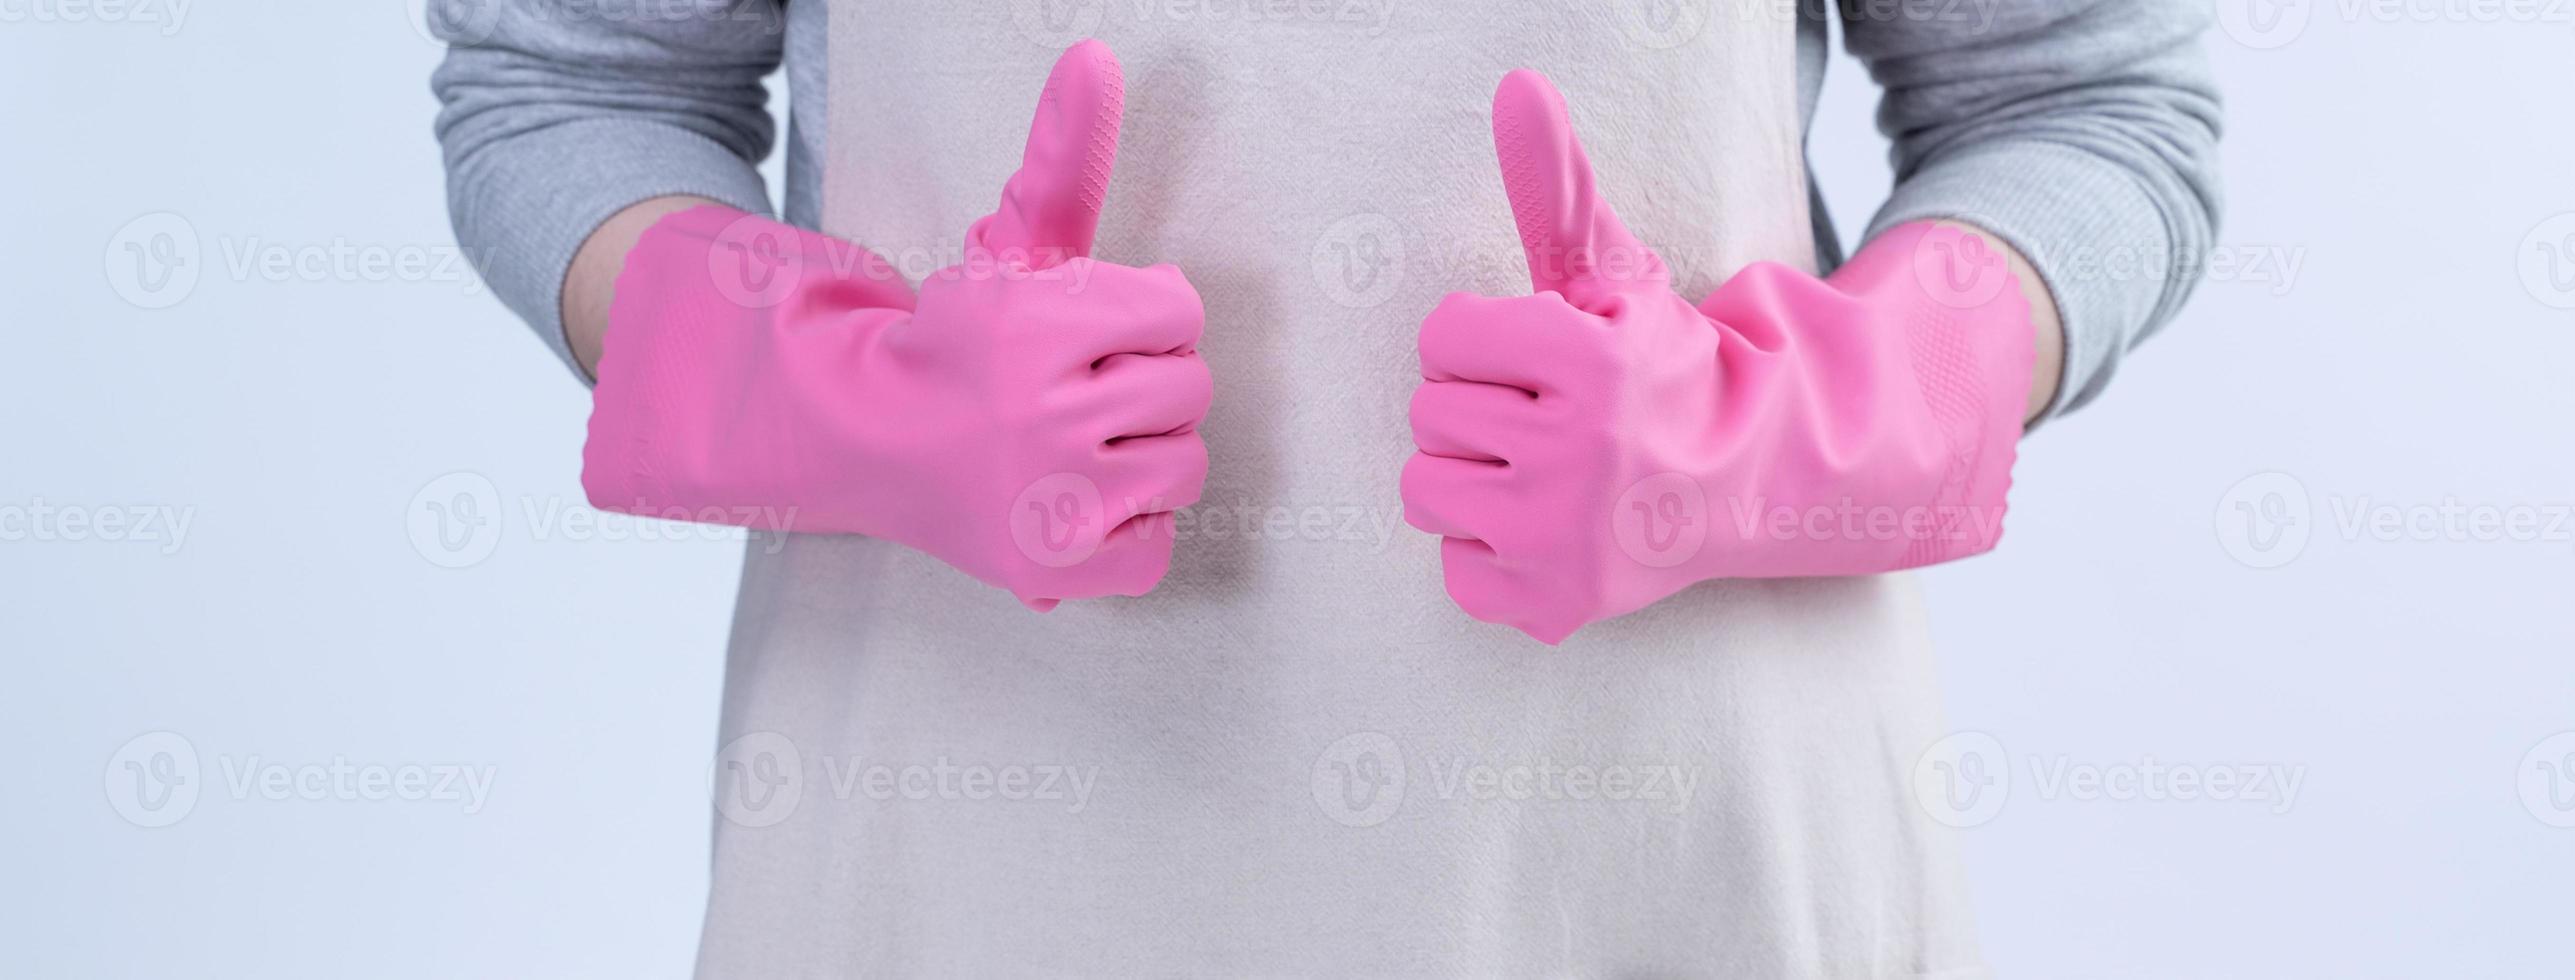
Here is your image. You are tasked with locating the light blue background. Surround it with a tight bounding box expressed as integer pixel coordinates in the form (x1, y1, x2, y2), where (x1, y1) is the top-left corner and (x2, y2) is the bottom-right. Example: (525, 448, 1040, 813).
(4, 3, 2571, 977)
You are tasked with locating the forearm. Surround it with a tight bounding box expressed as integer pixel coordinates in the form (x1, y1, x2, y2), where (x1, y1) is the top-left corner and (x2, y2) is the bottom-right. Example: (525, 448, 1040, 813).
(1847, 0, 2222, 422)
(427, 0, 783, 383)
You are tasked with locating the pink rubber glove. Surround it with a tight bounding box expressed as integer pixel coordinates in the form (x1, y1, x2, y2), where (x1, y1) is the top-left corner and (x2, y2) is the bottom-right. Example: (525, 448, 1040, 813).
(582, 41, 1211, 611)
(1401, 70, 2036, 644)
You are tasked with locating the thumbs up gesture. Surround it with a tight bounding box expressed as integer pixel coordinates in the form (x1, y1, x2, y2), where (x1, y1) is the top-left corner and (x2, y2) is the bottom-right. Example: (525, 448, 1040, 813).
(1401, 71, 2038, 644)
(582, 41, 1211, 610)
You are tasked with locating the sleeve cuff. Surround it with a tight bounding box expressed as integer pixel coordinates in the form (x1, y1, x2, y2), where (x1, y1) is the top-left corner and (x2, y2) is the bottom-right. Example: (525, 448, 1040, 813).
(446, 116, 775, 386)
(1863, 141, 2172, 423)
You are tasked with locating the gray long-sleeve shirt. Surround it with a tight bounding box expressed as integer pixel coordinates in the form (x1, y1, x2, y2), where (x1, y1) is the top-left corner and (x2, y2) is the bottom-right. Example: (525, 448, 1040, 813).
(429, 3, 2219, 975)
(432, 0, 2220, 420)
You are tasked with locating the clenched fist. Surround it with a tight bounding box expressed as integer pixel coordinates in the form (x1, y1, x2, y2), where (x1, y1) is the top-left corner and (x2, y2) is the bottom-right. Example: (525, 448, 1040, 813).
(1402, 70, 2036, 644)
(582, 41, 1212, 610)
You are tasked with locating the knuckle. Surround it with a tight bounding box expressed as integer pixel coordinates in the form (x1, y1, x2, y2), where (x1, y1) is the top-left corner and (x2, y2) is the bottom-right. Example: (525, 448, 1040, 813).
(1181, 356, 1215, 412)
(1398, 452, 1433, 494)
(1146, 262, 1201, 300)
(1406, 384, 1441, 430)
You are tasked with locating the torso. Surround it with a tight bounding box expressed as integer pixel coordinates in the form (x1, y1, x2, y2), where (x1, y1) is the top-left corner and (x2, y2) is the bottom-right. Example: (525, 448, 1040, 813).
(695, 4, 1984, 975)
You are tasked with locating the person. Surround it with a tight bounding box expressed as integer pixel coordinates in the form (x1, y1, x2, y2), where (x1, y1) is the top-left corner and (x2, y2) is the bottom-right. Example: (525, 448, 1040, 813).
(431, 1, 2219, 974)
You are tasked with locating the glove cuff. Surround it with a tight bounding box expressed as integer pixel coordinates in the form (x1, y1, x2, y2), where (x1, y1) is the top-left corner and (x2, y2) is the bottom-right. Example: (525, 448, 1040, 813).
(1835, 221, 2038, 566)
(581, 206, 763, 515)
(581, 206, 909, 522)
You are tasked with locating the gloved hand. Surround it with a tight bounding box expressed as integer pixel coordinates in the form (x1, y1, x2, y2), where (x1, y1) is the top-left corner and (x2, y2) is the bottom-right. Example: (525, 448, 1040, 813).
(582, 40, 1212, 611)
(1401, 70, 2036, 644)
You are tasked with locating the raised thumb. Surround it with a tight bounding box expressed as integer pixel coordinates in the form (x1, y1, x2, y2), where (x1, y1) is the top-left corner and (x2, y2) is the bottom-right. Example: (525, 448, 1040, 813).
(965, 39, 1125, 272)
(1490, 69, 1668, 312)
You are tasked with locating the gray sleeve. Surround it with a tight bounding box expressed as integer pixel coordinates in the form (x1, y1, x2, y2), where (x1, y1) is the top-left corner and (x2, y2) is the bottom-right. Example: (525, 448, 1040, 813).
(428, 0, 788, 380)
(1840, 0, 2223, 420)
